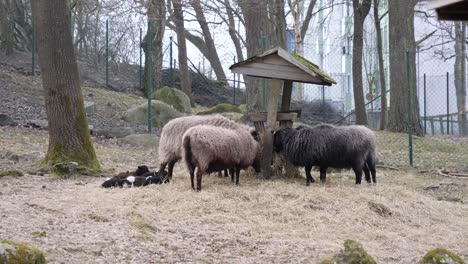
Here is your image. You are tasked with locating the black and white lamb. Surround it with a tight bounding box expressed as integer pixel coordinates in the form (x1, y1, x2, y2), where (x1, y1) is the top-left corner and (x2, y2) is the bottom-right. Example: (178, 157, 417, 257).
(273, 124, 376, 185)
(182, 125, 260, 191)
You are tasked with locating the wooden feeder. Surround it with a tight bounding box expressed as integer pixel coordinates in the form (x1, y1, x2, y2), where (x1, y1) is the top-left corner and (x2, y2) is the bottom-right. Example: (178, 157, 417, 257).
(229, 47, 336, 178)
(429, 0, 468, 21)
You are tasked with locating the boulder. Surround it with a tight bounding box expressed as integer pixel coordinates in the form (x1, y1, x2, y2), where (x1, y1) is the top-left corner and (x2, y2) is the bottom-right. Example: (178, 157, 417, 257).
(123, 134, 159, 147)
(420, 248, 464, 264)
(0, 240, 46, 264)
(93, 127, 136, 138)
(121, 100, 183, 128)
(197, 103, 242, 115)
(321, 240, 377, 264)
(53, 161, 79, 175)
(0, 114, 16, 126)
(152, 86, 191, 113)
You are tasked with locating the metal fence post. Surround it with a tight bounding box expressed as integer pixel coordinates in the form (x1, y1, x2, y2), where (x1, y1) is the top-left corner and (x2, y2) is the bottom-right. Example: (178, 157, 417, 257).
(106, 19, 109, 86)
(147, 21, 153, 133)
(169, 36, 174, 87)
(446, 72, 449, 135)
(262, 35, 267, 111)
(423, 73, 427, 135)
(139, 27, 142, 91)
(406, 49, 413, 167)
(32, 21, 35, 76)
(233, 56, 236, 105)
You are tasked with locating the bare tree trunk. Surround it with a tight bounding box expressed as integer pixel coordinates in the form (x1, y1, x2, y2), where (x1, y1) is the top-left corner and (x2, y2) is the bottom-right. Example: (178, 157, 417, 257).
(455, 22, 467, 136)
(143, 0, 165, 95)
(374, 0, 387, 130)
(31, 0, 100, 171)
(172, 0, 191, 101)
(239, 0, 271, 112)
(352, 0, 371, 125)
(191, 0, 226, 81)
(387, 0, 422, 136)
(224, 0, 244, 62)
(0, 0, 16, 55)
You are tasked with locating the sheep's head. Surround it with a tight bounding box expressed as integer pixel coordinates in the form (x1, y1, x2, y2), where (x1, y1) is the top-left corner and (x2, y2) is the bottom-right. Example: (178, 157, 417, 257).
(273, 129, 284, 152)
(136, 165, 150, 176)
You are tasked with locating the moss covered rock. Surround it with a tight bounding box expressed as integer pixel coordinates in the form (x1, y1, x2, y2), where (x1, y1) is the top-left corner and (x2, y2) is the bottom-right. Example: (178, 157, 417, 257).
(238, 104, 247, 113)
(123, 134, 159, 147)
(420, 248, 464, 264)
(121, 100, 183, 128)
(197, 103, 242, 115)
(0, 240, 46, 264)
(152, 86, 191, 113)
(324, 240, 377, 264)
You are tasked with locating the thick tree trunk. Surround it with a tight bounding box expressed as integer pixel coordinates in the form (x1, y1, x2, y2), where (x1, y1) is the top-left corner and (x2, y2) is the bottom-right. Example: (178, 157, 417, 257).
(374, 0, 387, 130)
(352, 0, 371, 125)
(142, 0, 165, 95)
(191, 0, 226, 81)
(31, 0, 100, 171)
(239, 0, 271, 112)
(172, 0, 191, 101)
(387, 0, 423, 136)
(454, 22, 467, 136)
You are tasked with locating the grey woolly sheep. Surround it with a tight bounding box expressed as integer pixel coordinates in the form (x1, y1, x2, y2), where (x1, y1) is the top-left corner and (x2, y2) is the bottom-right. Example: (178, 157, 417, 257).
(158, 114, 253, 179)
(273, 124, 376, 185)
(182, 125, 260, 191)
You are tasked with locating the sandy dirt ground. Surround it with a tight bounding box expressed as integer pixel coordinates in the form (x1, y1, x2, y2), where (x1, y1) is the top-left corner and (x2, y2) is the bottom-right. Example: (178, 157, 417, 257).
(0, 126, 467, 263)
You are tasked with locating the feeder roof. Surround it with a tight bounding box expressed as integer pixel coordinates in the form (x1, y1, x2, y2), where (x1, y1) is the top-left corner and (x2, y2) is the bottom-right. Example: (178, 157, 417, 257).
(429, 0, 468, 21)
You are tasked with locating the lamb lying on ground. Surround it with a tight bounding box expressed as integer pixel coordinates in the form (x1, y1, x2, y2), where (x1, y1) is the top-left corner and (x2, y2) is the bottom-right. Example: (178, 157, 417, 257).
(273, 124, 377, 185)
(101, 166, 168, 188)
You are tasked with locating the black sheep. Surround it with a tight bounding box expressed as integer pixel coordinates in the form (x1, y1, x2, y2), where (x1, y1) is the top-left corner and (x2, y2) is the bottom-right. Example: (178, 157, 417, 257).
(273, 124, 376, 185)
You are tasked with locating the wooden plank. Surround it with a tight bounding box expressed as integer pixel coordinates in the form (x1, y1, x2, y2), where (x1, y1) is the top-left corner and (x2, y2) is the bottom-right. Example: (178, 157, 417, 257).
(249, 112, 298, 122)
(246, 62, 306, 74)
(231, 65, 332, 85)
(262, 79, 282, 179)
(281, 80, 293, 111)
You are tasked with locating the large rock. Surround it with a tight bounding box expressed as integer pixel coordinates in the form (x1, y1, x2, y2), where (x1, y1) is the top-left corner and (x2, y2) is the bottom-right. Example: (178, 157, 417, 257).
(93, 127, 136, 138)
(320, 240, 377, 264)
(0, 114, 16, 126)
(197, 103, 242, 115)
(420, 248, 464, 264)
(121, 100, 183, 128)
(53, 161, 79, 176)
(123, 134, 159, 147)
(0, 240, 46, 264)
(152, 86, 191, 113)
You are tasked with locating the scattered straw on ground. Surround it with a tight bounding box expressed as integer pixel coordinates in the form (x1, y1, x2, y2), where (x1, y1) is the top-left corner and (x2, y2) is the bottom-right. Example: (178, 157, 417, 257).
(0, 126, 467, 263)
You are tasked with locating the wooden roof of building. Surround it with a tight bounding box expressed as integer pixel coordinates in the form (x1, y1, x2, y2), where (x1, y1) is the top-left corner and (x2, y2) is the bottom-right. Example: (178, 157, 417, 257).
(429, 0, 468, 20)
(229, 47, 337, 86)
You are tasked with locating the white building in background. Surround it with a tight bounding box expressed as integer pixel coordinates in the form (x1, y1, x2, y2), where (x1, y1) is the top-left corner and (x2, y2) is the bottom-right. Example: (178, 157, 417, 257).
(298, 0, 466, 121)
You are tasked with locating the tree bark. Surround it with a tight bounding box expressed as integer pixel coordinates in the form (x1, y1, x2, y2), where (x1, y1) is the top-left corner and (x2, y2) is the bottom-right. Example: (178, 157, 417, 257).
(31, 0, 100, 171)
(191, 0, 226, 81)
(172, 0, 192, 101)
(454, 22, 467, 136)
(143, 0, 165, 95)
(239, 0, 271, 112)
(0, 0, 16, 55)
(224, 0, 244, 62)
(387, 0, 423, 136)
(352, 0, 371, 125)
(373, 0, 387, 130)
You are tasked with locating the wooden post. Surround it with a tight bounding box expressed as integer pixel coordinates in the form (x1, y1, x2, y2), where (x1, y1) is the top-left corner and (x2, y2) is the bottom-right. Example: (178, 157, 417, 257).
(430, 118, 434, 136)
(262, 79, 282, 179)
(281, 80, 293, 111)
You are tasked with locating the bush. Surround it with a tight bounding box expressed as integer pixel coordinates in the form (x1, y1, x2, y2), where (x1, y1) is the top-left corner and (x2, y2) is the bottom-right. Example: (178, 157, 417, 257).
(197, 103, 242, 115)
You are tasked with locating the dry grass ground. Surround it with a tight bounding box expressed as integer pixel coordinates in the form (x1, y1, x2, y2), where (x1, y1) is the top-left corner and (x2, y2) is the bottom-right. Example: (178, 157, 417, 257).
(0, 126, 467, 263)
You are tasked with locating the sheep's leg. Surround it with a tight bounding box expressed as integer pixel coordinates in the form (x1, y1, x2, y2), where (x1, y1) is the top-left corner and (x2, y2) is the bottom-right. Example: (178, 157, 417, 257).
(352, 166, 363, 184)
(319, 167, 327, 184)
(369, 162, 377, 184)
(305, 165, 315, 186)
(159, 162, 167, 174)
(189, 166, 196, 190)
(231, 168, 235, 183)
(167, 160, 176, 179)
(363, 164, 371, 184)
(196, 170, 203, 192)
(217, 171, 222, 177)
(229, 168, 234, 178)
(224, 169, 229, 177)
(235, 167, 241, 185)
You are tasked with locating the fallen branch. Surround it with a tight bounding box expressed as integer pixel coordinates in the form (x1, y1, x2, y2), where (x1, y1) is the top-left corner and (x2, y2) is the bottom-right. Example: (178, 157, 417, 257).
(376, 165, 401, 171)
